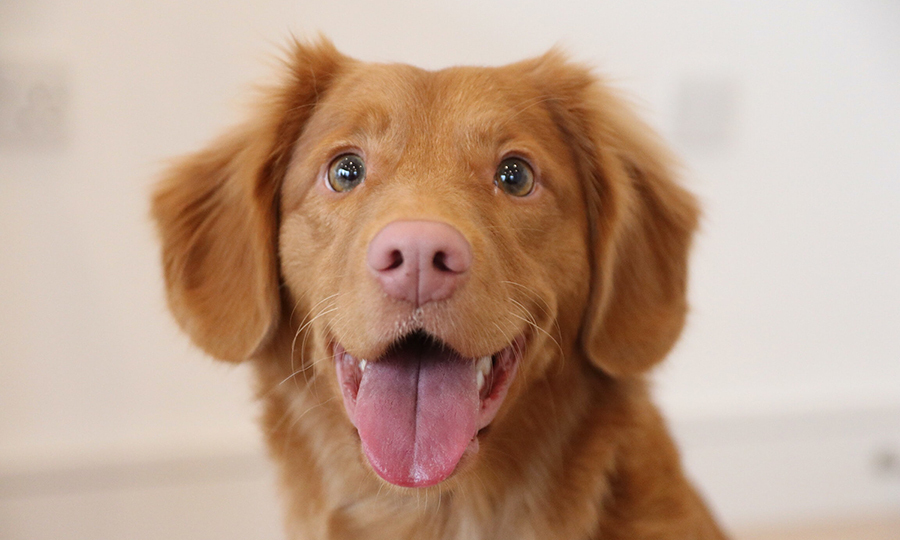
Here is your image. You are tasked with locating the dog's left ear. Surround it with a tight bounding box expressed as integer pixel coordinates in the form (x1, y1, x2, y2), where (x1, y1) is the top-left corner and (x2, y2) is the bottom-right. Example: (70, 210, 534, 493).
(527, 52, 699, 377)
(151, 39, 347, 361)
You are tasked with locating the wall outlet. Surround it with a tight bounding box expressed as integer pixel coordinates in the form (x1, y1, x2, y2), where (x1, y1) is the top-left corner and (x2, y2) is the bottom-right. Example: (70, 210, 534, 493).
(0, 62, 69, 149)
(873, 446, 900, 480)
(672, 74, 739, 154)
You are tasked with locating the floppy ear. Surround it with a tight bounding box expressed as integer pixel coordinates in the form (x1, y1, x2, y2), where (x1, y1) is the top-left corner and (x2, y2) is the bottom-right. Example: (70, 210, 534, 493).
(530, 52, 699, 377)
(151, 39, 346, 361)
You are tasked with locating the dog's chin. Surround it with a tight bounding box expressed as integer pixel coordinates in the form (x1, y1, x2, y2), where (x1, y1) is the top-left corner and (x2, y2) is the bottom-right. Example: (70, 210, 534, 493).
(332, 330, 523, 488)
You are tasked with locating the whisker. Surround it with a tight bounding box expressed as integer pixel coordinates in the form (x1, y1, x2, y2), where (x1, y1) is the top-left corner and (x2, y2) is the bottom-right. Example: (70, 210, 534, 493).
(309, 309, 353, 401)
(500, 280, 563, 342)
(507, 298, 564, 360)
(278, 351, 339, 387)
(262, 399, 296, 437)
(286, 395, 337, 432)
(298, 305, 338, 375)
(290, 304, 339, 390)
(291, 292, 339, 328)
(501, 281, 565, 361)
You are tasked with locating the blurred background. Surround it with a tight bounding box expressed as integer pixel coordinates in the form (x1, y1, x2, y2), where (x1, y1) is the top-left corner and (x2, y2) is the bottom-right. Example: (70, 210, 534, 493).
(1, 1, 898, 538)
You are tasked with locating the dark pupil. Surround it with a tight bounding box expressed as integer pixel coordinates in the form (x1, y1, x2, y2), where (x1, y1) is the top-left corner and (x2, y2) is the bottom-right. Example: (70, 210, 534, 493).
(336, 156, 363, 184)
(498, 160, 525, 188)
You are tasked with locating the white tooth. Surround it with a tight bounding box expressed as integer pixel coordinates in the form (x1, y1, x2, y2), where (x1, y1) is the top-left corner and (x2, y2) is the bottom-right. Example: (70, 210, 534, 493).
(359, 359, 367, 372)
(476, 356, 492, 393)
(477, 355, 492, 377)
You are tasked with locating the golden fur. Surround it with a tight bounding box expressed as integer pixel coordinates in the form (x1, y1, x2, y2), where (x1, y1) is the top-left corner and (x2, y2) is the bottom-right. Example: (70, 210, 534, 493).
(152, 38, 727, 539)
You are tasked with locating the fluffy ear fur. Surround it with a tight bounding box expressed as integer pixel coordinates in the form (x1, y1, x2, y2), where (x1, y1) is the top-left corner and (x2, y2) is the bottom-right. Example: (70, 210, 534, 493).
(529, 52, 699, 377)
(151, 39, 346, 361)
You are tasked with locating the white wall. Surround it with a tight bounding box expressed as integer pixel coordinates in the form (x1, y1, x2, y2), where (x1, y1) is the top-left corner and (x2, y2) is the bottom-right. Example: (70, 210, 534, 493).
(2, 0, 899, 535)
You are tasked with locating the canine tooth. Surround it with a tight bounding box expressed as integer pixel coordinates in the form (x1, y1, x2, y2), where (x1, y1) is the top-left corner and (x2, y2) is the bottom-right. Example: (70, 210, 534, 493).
(476, 355, 491, 393)
(477, 355, 492, 376)
(359, 359, 367, 372)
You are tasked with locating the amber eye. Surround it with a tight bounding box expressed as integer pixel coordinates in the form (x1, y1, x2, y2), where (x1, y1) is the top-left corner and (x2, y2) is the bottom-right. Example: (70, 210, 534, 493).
(495, 157, 534, 197)
(327, 154, 366, 192)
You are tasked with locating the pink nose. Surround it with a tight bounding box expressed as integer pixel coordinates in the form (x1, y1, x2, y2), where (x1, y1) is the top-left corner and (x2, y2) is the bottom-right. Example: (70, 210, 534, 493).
(367, 221, 472, 306)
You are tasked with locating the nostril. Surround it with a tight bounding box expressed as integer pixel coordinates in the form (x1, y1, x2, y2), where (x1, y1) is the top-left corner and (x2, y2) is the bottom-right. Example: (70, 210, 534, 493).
(386, 249, 404, 271)
(433, 251, 451, 273)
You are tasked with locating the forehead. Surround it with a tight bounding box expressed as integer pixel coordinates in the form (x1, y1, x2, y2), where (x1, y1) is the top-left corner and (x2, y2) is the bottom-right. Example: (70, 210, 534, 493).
(305, 61, 560, 150)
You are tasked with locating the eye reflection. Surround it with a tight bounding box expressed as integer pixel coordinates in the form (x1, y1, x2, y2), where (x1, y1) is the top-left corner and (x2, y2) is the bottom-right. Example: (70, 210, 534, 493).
(495, 157, 534, 197)
(328, 154, 366, 192)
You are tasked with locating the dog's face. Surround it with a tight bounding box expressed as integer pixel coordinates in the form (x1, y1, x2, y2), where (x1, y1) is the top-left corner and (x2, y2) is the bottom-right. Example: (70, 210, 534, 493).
(152, 40, 697, 493)
(279, 62, 592, 486)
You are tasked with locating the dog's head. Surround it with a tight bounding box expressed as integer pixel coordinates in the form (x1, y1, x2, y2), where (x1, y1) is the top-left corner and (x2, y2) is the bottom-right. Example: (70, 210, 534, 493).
(152, 39, 697, 489)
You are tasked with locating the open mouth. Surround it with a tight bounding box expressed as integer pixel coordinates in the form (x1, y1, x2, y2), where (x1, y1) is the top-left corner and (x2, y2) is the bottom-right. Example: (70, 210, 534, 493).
(333, 330, 522, 488)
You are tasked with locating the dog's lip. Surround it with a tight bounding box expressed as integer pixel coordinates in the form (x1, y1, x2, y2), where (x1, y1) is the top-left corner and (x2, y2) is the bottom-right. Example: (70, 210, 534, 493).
(331, 331, 524, 483)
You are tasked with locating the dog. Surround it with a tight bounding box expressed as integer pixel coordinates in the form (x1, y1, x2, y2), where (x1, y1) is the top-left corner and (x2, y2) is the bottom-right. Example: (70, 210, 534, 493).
(152, 38, 727, 540)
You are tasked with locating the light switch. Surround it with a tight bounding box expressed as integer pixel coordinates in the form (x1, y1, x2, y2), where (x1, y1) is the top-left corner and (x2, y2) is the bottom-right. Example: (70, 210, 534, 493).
(0, 62, 69, 149)
(672, 75, 738, 153)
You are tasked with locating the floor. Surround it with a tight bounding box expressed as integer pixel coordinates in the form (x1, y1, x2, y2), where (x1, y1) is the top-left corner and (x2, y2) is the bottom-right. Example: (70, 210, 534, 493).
(2, 450, 896, 540)
(735, 515, 900, 540)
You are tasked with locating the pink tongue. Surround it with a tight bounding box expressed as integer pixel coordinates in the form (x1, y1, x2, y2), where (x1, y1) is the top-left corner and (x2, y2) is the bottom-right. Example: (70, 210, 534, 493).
(355, 345, 479, 487)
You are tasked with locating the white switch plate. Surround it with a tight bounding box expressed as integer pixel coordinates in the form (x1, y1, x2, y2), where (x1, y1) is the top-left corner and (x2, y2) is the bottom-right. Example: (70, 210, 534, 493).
(672, 74, 739, 153)
(0, 62, 69, 149)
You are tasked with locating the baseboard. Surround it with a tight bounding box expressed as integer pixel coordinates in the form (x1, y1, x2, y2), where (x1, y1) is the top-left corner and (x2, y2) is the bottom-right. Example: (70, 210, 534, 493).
(670, 406, 900, 529)
(0, 453, 282, 540)
(2, 407, 898, 538)
(734, 514, 900, 540)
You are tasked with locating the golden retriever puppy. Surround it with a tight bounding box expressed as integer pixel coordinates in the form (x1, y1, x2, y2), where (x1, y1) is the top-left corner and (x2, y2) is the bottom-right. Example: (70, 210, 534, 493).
(152, 38, 727, 539)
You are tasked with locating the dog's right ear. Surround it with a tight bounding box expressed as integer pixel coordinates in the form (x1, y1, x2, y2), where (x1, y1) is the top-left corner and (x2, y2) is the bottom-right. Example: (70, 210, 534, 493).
(151, 38, 346, 362)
